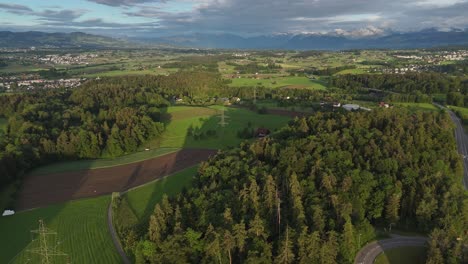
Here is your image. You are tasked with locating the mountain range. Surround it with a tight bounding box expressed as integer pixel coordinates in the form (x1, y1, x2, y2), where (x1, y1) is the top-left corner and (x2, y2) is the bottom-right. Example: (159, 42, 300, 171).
(0, 31, 132, 49)
(1, 29, 468, 50)
(140, 29, 468, 50)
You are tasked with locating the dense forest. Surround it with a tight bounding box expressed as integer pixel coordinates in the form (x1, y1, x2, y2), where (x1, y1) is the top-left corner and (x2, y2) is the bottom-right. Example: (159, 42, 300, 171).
(0, 84, 168, 191)
(330, 73, 468, 95)
(118, 110, 466, 263)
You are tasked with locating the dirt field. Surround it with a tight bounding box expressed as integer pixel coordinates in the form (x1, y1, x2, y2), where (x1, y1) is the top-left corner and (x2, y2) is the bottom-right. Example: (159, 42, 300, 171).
(16, 149, 216, 210)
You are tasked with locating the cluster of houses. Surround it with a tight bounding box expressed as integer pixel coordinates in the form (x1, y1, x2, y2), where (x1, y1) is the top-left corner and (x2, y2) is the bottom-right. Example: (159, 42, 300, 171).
(37, 53, 98, 65)
(393, 50, 468, 64)
(0, 78, 86, 91)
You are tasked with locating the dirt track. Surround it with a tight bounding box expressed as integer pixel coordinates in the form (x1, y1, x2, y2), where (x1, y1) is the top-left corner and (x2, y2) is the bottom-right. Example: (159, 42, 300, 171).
(17, 149, 216, 210)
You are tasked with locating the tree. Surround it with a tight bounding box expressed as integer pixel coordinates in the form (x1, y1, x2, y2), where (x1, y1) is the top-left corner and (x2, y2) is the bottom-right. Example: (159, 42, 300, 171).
(275, 227, 295, 264)
(223, 230, 235, 264)
(204, 225, 222, 264)
(148, 204, 166, 243)
(233, 220, 248, 253)
(320, 231, 339, 264)
(249, 214, 266, 239)
(289, 172, 305, 226)
(341, 219, 356, 263)
(385, 193, 401, 224)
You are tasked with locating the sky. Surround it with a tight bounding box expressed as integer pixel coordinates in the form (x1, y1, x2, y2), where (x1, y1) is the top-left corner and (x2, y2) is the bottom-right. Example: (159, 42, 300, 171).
(0, 0, 467, 38)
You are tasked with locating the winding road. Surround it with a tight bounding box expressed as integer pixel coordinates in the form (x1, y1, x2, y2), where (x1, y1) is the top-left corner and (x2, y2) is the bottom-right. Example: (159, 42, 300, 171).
(446, 109, 468, 189)
(354, 235, 428, 264)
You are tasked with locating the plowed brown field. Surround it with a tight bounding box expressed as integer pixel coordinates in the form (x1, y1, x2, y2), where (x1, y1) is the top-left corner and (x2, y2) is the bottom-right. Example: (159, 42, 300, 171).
(17, 149, 216, 210)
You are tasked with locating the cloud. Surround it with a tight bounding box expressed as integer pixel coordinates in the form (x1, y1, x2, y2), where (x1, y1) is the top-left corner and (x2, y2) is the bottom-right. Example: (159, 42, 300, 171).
(2, 0, 468, 37)
(87, 0, 165, 7)
(36, 9, 88, 22)
(0, 3, 32, 13)
(122, 0, 468, 35)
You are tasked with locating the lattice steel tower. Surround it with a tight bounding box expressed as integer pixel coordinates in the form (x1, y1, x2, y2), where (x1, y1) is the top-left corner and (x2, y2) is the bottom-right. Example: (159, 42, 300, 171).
(27, 220, 69, 264)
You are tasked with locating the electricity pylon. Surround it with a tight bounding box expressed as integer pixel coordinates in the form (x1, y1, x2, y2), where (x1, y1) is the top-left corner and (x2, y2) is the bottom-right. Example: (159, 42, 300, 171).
(218, 105, 230, 128)
(27, 220, 69, 264)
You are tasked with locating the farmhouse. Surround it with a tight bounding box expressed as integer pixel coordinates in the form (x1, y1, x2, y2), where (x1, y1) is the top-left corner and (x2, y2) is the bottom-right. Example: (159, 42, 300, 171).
(256, 128, 270, 138)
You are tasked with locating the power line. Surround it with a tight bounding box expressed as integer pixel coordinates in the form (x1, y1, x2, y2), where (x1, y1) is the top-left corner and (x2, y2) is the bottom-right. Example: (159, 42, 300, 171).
(218, 105, 229, 128)
(27, 220, 69, 264)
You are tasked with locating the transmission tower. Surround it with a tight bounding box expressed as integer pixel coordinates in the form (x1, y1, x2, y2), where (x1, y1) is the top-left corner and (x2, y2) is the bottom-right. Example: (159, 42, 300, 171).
(218, 105, 230, 128)
(253, 86, 257, 105)
(27, 220, 69, 264)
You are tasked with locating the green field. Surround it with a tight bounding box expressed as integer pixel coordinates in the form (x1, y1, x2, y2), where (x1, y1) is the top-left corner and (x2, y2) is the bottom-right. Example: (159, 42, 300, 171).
(116, 166, 198, 224)
(394, 103, 439, 112)
(29, 105, 289, 175)
(29, 147, 179, 175)
(0, 117, 6, 132)
(83, 68, 177, 77)
(0, 195, 120, 264)
(375, 246, 427, 264)
(0, 165, 201, 264)
(449, 105, 468, 116)
(153, 106, 290, 149)
(335, 68, 369, 75)
(228, 76, 327, 90)
(255, 100, 317, 112)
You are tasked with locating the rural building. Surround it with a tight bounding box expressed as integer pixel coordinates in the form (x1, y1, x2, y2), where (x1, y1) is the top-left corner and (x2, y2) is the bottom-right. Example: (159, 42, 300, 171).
(342, 104, 360, 111)
(2, 210, 14, 216)
(256, 128, 270, 138)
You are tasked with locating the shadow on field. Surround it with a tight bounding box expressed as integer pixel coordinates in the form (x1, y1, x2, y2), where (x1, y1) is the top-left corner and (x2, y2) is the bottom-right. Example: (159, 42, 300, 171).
(127, 104, 295, 230)
(6, 104, 292, 263)
(4, 106, 218, 262)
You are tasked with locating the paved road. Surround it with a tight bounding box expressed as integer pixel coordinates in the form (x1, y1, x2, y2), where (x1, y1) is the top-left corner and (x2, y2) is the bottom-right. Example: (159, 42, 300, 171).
(354, 235, 428, 264)
(434, 103, 468, 189)
(107, 202, 131, 264)
(446, 110, 468, 189)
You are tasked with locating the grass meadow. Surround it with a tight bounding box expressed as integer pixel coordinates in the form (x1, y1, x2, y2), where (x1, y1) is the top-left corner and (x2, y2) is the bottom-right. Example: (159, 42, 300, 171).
(152, 105, 291, 149)
(0, 195, 120, 264)
(374, 246, 427, 264)
(393, 103, 439, 112)
(228, 76, 327, 90)
(115, 166, 198, 226)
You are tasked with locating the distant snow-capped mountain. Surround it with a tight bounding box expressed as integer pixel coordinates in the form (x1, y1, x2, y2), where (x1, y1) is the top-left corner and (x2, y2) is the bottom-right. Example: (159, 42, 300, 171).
(137, 28, 468, 50)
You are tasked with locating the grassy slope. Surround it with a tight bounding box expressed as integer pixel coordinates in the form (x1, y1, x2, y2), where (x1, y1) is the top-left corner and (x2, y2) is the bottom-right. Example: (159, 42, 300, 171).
(228, 76, 327, 90)
(449, 105, 468, 116)
(0, 195, 120, 264)
(394, 103, 439, 112)
(157, 106, 290, 149)
(30, 106, 289, 175)
(335, 68, 368, 75)
(123, 166, 198, 222)
(374, 246, 427, 264)
(29, 147, 180, 175)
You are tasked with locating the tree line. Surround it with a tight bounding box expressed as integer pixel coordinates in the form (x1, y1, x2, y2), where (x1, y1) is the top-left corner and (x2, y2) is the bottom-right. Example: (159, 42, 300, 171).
(121, 110, 465, 263)
(330, 73, 468, 95)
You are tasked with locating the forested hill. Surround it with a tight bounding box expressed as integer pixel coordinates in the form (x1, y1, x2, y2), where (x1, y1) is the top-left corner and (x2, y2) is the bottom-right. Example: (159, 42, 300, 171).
(0, 31, 134, 48)
(128, 110, 466, 263)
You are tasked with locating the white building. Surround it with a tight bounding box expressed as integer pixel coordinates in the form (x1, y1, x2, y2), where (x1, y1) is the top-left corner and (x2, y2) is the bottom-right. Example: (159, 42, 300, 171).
(342, 104, 361, 111)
